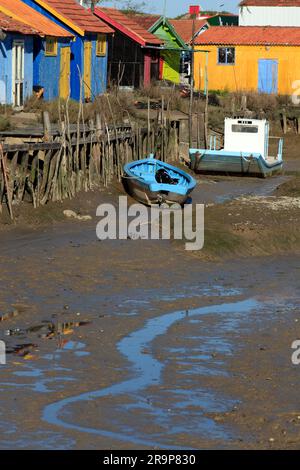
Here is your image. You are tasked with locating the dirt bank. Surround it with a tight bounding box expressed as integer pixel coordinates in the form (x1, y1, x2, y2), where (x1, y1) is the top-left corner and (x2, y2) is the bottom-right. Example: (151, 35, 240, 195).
(0, 181, 125, 232)
(178, 176, 300, 260)
(275, 176, 300, 197)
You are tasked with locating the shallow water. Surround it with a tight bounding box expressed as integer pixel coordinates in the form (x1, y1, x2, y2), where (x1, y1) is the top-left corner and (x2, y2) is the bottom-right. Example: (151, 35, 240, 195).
(38, 297, 277, 448)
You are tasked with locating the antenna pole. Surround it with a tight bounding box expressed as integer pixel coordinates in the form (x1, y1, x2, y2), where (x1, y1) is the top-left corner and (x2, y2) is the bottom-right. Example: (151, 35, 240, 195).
(163, 0, 167, 17)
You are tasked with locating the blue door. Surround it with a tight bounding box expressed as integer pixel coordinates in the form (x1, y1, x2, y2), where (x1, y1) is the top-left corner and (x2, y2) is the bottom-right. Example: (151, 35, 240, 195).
(258, 59, 278, 94)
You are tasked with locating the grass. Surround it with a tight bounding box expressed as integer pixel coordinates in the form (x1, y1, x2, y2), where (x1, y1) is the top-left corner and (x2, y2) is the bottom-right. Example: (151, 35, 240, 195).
(182, 217, 300, 260)
(23, 91, 138, 125)
(3, 85, 297, 135)
(0, 103, 13, 131)
(202, 227, 244, 258)
(0, 115, 10, 131)
(275, 176, 300, 197)
(138, 85, 293, 128)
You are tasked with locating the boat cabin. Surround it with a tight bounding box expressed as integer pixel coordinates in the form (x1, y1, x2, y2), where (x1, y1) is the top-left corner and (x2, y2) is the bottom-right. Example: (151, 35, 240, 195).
(189, 117, 283, 177)
(222, 118, 283, 162)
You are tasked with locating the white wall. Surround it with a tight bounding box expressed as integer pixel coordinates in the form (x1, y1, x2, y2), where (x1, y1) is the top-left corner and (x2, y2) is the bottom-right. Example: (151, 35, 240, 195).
(239, 6, 300, 26)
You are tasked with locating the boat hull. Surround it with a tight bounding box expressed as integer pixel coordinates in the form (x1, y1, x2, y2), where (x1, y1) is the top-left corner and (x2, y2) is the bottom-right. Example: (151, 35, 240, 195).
(122, 176, 192, 206)
(189, 150, 283, 178)
(123, 157, 196, 206)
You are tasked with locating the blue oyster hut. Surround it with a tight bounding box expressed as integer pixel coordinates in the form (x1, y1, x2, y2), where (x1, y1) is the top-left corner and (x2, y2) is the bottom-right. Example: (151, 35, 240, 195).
(0, 0, 73, 106)
(20, 0, 114, 101)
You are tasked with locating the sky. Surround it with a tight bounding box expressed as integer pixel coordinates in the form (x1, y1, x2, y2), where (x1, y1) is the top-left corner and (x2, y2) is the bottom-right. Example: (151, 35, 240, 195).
(98, 1, 239, 18)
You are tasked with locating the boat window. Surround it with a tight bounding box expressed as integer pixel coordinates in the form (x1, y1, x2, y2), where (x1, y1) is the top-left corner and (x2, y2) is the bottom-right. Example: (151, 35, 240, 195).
(231, 125, 258, 133)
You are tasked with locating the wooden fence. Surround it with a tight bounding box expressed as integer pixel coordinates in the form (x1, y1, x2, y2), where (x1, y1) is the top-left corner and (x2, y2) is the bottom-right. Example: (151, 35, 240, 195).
(0, 114, 180, 219)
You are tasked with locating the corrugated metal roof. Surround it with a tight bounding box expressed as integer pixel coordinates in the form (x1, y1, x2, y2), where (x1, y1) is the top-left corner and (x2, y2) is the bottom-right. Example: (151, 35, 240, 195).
(0, 10, 38, 34)
(169, 19, 208, 43)
(240, 0, 300, 5)
(195, 25, 300, 45)
(0, 0, 72, 36)
(93, 7, 162, 45)
(34, 0, 114, 34)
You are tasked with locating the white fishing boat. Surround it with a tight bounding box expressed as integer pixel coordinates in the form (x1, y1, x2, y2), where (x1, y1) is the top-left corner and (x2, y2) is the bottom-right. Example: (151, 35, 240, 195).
(190, 118, 284, 177)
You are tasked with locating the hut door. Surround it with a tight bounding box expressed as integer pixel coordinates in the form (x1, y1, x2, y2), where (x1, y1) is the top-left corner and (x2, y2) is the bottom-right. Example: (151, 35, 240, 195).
(59, 47, 71, 100)
(12, 40, 24, 108)
(84, 41, 92, 100)
(258, 59, 278, 94)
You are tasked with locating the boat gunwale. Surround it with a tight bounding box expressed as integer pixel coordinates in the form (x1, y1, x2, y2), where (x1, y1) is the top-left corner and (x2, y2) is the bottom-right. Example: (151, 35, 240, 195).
(123, 158, 196, 191)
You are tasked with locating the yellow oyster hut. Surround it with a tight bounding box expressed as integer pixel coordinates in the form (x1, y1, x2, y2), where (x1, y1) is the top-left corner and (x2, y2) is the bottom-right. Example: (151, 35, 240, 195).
(194, 26, 300, 95)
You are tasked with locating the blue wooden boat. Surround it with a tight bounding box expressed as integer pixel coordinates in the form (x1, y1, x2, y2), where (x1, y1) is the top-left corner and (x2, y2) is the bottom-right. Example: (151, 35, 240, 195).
(190, 118, 284, 177)
(122, 155, 196, 205)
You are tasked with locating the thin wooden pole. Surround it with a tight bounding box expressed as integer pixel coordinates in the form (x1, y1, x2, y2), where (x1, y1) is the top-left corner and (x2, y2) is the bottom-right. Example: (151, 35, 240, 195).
(161, 96, 164, 161)
(147, 97, 151, 154)
(204, 52, 209, 149)
(282, 112, 287, 134)
(0, 144, 14, 220)
(189, 13, 196, 148)
(42, 111, 52, 142)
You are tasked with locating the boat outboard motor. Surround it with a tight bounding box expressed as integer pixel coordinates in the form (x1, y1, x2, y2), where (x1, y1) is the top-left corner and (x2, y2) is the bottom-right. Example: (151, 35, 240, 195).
(155, 168, 179, 185)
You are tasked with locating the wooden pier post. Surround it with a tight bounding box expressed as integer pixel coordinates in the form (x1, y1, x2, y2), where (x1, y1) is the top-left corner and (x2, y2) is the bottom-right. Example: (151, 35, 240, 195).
(0, 144, 14, 220)
(42, 111, 52, 142)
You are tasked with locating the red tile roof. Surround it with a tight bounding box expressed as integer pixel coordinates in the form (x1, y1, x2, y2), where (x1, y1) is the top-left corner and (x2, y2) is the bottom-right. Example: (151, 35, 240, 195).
(240, 0, 300, 5)
(0, 0, 72, 36)
(0, 10, 38, 34)
(129, 14, 161, 30)
(169, 19, 208, 43)
(93, 7, 162, 45)
(195, 25, 300, 45)
(34, 0, 114, 34)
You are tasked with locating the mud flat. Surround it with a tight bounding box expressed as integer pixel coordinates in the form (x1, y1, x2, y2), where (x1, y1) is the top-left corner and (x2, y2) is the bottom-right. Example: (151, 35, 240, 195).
(0, 175, 300, 449)
(179, 176, 300, 260)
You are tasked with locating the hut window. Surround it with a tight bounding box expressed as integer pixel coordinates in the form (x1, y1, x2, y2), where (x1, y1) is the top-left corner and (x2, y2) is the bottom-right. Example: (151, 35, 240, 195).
(45, 37, 58, 56)
(218, 47, 235, 65)
(96, 34, 107, 56)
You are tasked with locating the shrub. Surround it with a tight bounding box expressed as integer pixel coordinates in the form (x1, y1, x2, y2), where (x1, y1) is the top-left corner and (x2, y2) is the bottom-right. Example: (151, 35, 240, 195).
(0, 115, 10, 131)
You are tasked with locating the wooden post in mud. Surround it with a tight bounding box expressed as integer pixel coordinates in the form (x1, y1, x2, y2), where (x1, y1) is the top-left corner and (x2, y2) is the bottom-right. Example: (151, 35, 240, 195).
(0, 144, 14, 220)
(282, 112, 287, 134)
(96, 114, 102, 138)
(196, 113, 200, 148)
(204, 52, 209, 149)
(161, 96, 164, 126)
(147, 97, 151, 154)
(161, 96, 165, 161)
(297, 117, 300, 134)
(189, 12, 196, 149)
(43, 111, 52, 142)
(241, 94, 247, 111)
(231, 96, 236, 115)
